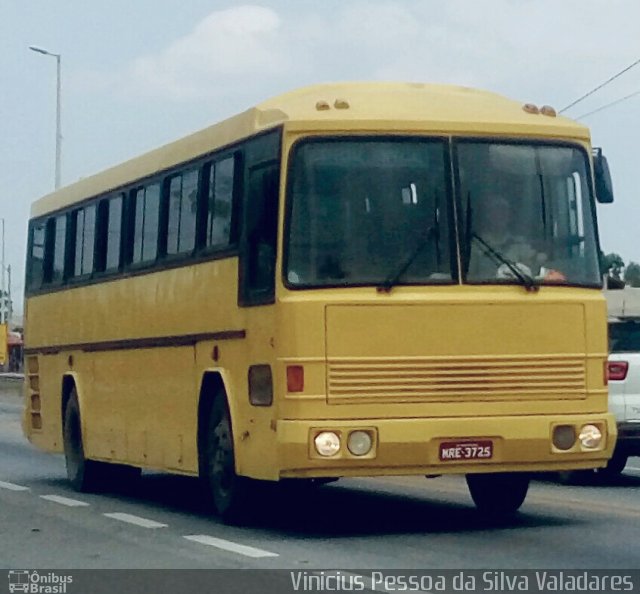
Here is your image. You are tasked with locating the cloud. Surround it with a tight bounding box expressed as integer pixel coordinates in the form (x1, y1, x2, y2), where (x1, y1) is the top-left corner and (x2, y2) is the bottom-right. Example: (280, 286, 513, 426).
(119, 5, 288, 100)
(95, 0, 639, 111)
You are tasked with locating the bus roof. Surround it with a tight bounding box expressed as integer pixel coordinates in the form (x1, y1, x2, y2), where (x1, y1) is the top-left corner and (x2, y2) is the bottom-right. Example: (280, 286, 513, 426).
(30, 81, 590, 218)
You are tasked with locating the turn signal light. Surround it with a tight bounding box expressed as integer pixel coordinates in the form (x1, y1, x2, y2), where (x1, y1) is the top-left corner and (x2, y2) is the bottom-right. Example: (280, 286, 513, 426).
(607, 361, 628, 381)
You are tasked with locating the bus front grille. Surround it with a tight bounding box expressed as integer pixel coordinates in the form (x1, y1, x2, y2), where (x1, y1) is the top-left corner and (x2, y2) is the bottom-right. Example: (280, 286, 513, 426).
(327, 355, 587, 403)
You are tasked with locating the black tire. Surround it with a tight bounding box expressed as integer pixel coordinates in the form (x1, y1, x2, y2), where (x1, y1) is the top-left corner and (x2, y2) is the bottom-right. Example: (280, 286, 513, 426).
(596, 448, 628, 478)
(466, 472, 529, 516)
(556, 469, 592, 485)
(202, 396, 253, 523)
(63, 388, 108, 492)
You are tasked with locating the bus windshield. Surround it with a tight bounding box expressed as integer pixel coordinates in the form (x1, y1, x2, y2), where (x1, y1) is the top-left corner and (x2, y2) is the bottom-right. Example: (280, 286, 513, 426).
(286, 137, 601, 289)
(459, 141, 601, 287)
(286, 138, 454, 288)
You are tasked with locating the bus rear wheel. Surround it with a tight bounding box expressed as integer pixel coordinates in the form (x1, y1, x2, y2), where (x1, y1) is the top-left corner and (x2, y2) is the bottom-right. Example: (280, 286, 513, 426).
(63, 389, 107, 492)
(466, 472, 529, 516)
(203, 396, 253, 523)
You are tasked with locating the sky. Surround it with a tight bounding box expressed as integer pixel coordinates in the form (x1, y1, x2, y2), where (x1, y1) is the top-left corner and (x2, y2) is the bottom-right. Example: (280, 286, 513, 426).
(2, 0, 639, 313)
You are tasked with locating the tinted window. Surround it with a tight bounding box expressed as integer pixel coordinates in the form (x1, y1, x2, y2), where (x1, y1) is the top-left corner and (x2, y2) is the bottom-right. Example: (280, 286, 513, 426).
(132, 184, 160, 264)
(286, 138, 451, 288)
(206, 157, 234, 248)
(167, 169, 198, 255)
(458, 142, 600, 287)
(610, 322, 640, 353)
(52, 214, 67, 283)
(246, 163, 279, 296)
(73, 205, 96, 276)
(106, 195, 123, 271)
(29, 223, 46, 290)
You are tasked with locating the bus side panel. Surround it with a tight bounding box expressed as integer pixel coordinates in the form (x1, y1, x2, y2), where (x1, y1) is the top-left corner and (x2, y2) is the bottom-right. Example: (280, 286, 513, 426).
(87, 347, 198, 472)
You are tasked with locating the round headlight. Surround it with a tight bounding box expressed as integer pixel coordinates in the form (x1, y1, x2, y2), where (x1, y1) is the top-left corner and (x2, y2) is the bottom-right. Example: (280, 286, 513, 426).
(347, 430, 373, 456)
(579, 424, 602, 449)
(552, 425, 576, 451)
(314, 431, 341, 457)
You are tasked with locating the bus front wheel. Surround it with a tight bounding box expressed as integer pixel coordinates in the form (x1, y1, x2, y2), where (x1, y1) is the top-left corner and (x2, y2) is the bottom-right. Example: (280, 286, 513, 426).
(466, 472, 529, 516)
(203, 396, 253, 523)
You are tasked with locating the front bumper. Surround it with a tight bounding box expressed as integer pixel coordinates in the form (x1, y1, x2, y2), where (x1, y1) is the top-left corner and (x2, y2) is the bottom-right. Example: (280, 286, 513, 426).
(277, 413, 617, 478)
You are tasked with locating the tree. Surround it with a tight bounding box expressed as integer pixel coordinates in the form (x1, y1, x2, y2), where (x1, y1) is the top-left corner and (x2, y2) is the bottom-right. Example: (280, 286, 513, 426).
(604, 253, 625, 280)
(625, 261, 640, 287)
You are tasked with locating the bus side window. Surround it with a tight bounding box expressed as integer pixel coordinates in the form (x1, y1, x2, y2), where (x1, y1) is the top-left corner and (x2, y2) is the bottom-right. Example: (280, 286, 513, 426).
(28, 222, 47, 291)
(203, 156, 235, 250)
(242, 163, 279, 305)
(130, 183, 160, 265)
(43, 214, 68, 284)
(72, 204, 96, 277)
(95, 194, 124, 273)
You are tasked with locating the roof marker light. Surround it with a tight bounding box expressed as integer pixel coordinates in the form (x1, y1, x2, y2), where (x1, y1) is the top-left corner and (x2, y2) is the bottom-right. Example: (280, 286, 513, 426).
(540, 105, 557, 117)
(334, 98, 350, 109)
(316, 100, 330, 111)
(522, 103, 540, 114)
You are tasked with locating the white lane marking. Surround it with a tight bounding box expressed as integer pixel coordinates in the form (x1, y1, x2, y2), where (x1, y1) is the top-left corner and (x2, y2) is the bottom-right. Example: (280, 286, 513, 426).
(40, 494, 89, 507)
(317, 571, 432, 594)
(183, 535, 278, 558)
(103, 512, 168, 528)
(0, 480, 30, 491)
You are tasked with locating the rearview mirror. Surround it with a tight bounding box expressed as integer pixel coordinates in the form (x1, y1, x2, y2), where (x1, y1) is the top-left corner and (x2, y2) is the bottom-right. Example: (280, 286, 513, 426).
(593, 147, 614, 204)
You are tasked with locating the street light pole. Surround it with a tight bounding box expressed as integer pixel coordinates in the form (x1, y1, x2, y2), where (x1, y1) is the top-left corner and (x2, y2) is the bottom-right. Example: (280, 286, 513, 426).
(7, 265, 12, 326)
(29, 45, 62, 190)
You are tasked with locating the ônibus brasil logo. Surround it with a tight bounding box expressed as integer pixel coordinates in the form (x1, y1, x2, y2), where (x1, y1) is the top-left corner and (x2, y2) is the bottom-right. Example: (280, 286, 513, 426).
(8, 571, 73, 594)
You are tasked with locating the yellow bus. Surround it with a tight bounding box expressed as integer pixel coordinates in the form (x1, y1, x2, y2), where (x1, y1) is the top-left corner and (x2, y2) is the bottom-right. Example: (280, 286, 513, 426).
(23, 82, 616, 522)
(0, 323, 7, 367)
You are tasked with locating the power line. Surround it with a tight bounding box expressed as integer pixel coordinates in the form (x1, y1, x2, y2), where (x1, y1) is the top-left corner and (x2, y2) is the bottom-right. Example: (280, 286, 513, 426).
(559, 57, 640, 114)
(576, 88, 640, 120)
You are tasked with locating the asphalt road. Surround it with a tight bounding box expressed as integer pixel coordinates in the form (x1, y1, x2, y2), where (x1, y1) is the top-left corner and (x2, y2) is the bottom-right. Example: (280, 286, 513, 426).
(2, 378, 640, 572)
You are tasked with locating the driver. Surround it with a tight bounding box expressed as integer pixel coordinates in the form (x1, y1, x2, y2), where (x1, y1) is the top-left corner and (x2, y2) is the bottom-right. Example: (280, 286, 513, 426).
(470, 196, 547, 279)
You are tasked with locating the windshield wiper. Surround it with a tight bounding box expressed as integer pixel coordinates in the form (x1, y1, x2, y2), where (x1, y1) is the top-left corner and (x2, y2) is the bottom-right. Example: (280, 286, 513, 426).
(472, 232, 539, 293)
(377, 225, 437, 293)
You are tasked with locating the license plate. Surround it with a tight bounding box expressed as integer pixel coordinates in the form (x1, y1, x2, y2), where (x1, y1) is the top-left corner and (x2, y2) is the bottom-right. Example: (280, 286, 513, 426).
(439, 439, 493, 461)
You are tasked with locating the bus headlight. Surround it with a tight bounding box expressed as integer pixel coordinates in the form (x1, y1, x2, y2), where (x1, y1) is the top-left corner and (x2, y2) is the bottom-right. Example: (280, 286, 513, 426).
(347, 430, 373, 456)
(314, 432, 341, 457)
(579, 424, 602, 449)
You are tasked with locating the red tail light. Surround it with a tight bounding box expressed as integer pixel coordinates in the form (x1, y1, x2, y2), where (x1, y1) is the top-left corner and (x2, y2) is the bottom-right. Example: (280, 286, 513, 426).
(607, 361, 629, 381)
(286, 365, 304, 392)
